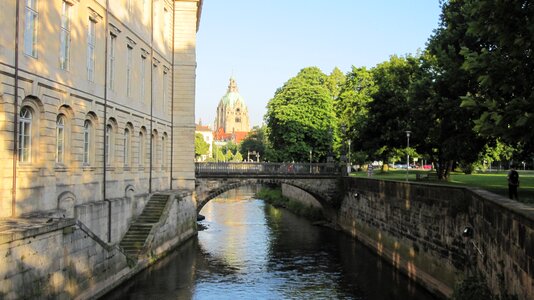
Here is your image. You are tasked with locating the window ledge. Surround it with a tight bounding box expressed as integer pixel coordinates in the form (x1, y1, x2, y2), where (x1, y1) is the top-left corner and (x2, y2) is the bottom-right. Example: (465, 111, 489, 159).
(82, 165, 96, 171)
(54, 165, 68, 172)
(16, 164, 39, 172)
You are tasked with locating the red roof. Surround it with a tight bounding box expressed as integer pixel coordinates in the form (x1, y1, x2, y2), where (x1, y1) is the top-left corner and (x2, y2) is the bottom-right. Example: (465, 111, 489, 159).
(213, 128, 249, 144)
(195, 124, 211, 132)
(233, 131, 249, 144)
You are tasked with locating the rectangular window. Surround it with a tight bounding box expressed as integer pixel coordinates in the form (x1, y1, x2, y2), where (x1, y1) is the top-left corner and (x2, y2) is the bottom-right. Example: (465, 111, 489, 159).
(161, 137, 165, 168)
(18, 108, 32, 163)
(164, 7, 170, 49)
(142, 0, 147, 22)
(124, 129, 130, 167)
(59, 1, 71, 70)
(140, 55, 146, 103)
(105, 125, 112, 165)
(87, 19, 96, 82)
(139, 133, 144, 168)
(127, 46, 133, 96)
(24, 0, 38, 57)
(109, 34, 116, 90)
(153, 64, 158, 103)
(162, 70, 167, 112)
(83, 120, 91, 165)
(56, 117, 65, 164)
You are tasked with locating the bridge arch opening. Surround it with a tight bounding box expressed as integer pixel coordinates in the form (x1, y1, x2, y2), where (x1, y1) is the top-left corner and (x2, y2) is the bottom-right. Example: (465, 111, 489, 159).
(196, 179, 329, 215)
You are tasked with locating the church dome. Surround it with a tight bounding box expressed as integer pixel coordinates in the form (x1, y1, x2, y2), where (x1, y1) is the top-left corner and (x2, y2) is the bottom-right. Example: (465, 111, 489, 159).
(219, 77, 246, 107)
(220, 91, 245, 107)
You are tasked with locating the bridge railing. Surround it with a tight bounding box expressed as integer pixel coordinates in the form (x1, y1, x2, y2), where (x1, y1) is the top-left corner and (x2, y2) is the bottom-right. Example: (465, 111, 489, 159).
(195, 162, 341, 177)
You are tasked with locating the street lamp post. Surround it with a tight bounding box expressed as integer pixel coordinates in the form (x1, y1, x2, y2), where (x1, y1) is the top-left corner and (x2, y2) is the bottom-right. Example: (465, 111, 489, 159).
(348, 140, 351, 163)
(309, 149, 312, 173)
(347, 139, 351, 174)
(406, 131, 411, 181)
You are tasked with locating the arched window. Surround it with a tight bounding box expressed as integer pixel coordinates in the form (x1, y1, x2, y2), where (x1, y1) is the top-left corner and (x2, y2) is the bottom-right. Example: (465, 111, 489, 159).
(139, 131, 144, 168)
(161, 136, 165, 169)
(105, 124, 113, 165)
(18, 107, 32, 162)
(124, 128, 130, 167)
(56, 115, 66, 163)
(83, 120, 91, 165)
(151, 133, 156, 166)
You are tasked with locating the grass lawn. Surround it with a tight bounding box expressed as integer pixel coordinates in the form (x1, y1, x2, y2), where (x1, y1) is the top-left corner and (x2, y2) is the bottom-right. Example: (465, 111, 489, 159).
(351, 169, 534, 204)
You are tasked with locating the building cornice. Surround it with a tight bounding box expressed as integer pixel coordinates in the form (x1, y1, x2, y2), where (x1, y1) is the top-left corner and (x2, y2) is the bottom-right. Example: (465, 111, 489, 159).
(174, 0, 203, 32)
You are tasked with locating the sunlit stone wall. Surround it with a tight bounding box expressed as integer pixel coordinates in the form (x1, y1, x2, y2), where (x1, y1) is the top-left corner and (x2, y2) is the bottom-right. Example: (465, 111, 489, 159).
(338, 178, 534, 300)
(0, 191, 197, 299)
(0, 219, 130, 299)
(0, 0, 201, 219)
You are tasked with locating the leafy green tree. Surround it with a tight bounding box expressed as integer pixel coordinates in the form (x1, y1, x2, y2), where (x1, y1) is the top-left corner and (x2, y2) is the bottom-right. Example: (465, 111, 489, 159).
(239, 126, 276, 161)
(194, 133, 209, 160)
(418, 0, 488, 177)
(358, 55, 417, 168)
(458, 0, 534, 153)
(222, 141, 238, 155)
(475, 139, 516, 171)
(212, 144, 225, 162)
(225, 150, 234, 161)
(336, 66, 376, 156)
(232, 151, 243, 162)
(265, 67, 336, 162)
(326, 67, 346, 100)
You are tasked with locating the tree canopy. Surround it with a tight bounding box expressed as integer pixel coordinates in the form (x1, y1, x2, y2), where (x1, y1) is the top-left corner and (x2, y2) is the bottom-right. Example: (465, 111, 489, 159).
(194, 133, 209, 159)
(265, 67, 336, 162)
(260, 0, 533, 174)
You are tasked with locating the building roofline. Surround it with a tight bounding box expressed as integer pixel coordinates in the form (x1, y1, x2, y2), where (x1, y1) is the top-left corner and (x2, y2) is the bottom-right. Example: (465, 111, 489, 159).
(174, 0, 203, 32)
(197, 0, 203, 32)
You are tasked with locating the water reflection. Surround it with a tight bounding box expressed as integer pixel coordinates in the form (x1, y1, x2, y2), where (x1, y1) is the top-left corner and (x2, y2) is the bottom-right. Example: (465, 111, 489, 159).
(103, 187, 437, 299)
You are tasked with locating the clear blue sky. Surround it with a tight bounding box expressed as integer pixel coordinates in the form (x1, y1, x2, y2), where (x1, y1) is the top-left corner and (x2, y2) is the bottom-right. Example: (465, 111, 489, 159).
(195, 1, 442, 128)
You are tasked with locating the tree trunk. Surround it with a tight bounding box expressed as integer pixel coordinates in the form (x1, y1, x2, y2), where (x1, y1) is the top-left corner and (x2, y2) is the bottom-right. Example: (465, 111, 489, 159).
(437, 159, 454, 180)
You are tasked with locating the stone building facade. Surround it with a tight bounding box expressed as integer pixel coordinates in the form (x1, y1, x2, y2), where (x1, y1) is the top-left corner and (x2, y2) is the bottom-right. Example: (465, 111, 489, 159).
(214, 77, 250, 135)
(0, 0, 201, 222)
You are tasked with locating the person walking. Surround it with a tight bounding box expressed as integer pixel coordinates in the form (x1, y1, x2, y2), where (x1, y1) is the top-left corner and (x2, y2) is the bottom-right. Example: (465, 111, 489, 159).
(507, 166, 520, 200)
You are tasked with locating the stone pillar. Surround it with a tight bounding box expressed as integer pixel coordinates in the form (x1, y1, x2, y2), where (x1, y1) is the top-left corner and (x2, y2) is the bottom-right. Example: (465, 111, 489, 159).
(172, 0, 201, 190)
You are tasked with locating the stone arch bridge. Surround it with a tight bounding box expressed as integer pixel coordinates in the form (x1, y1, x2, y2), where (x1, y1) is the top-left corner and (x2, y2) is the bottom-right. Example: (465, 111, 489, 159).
(194, 162, 343, 213)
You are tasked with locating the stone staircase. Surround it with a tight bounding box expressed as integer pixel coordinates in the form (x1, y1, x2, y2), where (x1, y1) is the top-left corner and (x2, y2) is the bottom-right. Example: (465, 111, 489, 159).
(119, 194, 170, 258)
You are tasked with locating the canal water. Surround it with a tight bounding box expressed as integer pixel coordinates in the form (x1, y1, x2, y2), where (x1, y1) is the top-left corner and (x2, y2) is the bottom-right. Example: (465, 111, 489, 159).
(103, 187, 437, 299)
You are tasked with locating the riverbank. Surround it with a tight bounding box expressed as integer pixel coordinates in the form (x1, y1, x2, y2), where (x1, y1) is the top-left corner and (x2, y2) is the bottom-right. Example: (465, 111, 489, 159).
(352, 170, 534, 203)
(255, 187, 324, 221)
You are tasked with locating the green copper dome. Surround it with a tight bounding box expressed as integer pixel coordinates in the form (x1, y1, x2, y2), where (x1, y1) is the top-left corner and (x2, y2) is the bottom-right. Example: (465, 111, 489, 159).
(221, 91, 245, 107)
(220, 77, 246, 107)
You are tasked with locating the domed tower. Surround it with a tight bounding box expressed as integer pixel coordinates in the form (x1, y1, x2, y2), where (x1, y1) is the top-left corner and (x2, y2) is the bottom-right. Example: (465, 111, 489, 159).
(214, 77, 250, 133)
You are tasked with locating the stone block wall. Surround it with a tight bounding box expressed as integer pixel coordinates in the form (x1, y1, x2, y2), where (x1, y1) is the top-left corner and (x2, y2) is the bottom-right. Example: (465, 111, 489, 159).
(0, 189, 199, 300)
(338, 177, 534, 300)
(149, 192, 197, 257)
(0, 220, 129, 300)
(281, 183, 322, 208)
(468, 188, 534, 299)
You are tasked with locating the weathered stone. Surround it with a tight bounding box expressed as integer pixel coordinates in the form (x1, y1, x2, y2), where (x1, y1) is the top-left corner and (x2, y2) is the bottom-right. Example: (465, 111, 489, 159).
(338, 177, 534, 300)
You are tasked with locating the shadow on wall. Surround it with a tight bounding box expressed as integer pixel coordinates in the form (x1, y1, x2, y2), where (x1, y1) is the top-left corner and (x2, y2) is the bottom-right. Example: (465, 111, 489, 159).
(0, 219, 129, 299)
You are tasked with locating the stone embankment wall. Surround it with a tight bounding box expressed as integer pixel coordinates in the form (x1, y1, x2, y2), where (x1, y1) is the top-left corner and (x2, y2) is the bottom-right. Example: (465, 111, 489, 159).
(338, 177, 534, 300)
(0, 191, 197, 300)
(281, 184, 322, 208)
